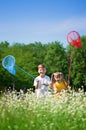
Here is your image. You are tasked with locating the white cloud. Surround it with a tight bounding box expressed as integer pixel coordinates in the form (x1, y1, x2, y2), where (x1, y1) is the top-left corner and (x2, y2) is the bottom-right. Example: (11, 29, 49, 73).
(0, 16, 86, 46)
(33, 16, 86, 34)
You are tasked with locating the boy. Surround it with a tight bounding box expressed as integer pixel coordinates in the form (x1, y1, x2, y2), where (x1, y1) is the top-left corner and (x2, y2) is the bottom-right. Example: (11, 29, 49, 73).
(34, 64, 51, 98)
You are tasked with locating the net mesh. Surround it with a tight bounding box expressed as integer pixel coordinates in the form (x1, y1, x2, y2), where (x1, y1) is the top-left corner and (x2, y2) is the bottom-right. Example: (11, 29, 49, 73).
(67, 31, 82, 48)
(2, 55, 16, 75)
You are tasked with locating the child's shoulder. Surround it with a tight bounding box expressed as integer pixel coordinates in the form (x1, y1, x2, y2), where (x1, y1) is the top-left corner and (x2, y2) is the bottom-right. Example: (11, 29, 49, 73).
(35, 75, 40, 80)
(45, 75, 50, 82)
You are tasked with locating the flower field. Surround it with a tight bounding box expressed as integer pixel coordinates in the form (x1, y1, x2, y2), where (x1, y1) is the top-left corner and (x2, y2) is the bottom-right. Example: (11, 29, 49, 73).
(0, 88, 86, 130)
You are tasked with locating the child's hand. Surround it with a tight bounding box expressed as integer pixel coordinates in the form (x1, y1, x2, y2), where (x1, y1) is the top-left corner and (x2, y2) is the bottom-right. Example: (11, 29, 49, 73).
(42, 81, 49, 86)
(36, 79, 39, 84)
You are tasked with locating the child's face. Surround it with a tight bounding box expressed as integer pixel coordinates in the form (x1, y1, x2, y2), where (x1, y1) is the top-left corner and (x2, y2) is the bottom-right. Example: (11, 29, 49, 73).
(54, 74, 62, 82)
(38, 67, 46, 75)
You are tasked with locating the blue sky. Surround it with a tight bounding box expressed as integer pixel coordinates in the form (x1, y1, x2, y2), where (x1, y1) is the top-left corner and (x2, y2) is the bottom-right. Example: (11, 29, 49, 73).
(0, 0, 86, 47)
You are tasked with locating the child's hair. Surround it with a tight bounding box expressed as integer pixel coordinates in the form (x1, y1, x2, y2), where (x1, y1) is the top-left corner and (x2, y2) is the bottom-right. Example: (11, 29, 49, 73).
(38, 64, 46, 69)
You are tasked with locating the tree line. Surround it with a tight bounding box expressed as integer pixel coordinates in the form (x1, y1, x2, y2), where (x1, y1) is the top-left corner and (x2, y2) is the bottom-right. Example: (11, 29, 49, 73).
(0, 36, 86, 91)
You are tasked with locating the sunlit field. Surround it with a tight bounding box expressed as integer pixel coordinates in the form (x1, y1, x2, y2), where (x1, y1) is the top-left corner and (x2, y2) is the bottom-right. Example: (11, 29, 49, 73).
(0, 88, 86, 130)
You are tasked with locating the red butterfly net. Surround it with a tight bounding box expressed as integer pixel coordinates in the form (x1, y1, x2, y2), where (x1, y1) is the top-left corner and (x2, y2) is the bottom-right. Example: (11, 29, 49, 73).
(67, 30, 82, 86)
(67, 31, 82, 48)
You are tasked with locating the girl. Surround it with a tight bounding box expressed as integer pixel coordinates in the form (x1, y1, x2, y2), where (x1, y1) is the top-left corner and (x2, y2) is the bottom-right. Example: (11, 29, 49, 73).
(51, 72, 68, 99)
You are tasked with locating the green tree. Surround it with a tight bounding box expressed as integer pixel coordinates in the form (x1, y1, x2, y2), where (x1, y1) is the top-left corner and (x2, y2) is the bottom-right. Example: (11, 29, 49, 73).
(0, 38, 86, 91)
(67, 36, 86, 90)
(44, 41, 68, 79)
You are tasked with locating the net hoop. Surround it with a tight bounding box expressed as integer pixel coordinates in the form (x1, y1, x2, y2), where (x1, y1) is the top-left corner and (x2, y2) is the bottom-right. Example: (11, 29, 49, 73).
(2, 55, 15, 69)
(67, 30, 82, 48)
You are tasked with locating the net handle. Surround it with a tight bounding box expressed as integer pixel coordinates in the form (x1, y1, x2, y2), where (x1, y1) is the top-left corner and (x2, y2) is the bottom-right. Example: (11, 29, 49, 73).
(67, 47, 74, 86)
(15, 65, 35, 79)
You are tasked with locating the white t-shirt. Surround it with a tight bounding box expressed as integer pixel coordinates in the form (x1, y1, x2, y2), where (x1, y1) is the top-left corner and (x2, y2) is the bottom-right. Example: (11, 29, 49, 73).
(34, 75, 51, 98)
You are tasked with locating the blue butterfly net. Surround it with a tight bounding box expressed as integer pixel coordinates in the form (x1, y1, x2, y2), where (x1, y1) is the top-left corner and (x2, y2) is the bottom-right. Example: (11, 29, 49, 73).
(2, 55, 35, 79)
(2, 55, 16, 75)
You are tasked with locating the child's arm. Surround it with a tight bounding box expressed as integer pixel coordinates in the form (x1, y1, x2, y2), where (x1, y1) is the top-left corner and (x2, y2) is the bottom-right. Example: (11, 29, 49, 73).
(64, 81, 69, 89)
(53, 83, 58, 93)
(34, 79, 39, 89)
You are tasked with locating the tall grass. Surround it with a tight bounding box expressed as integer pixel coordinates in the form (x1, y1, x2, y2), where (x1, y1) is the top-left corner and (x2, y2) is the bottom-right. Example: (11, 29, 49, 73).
(0, 88, 86, 130)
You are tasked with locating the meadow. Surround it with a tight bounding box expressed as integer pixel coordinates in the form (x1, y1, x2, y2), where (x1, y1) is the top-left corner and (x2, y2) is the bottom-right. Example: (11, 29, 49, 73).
(0, 88, 86, 130)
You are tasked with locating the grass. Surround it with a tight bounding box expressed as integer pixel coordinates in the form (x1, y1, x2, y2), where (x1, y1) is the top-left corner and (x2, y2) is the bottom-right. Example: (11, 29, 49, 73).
(0, 88, 86, 130)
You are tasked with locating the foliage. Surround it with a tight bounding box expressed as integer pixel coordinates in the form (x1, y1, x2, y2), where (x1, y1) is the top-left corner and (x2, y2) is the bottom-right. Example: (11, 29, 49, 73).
(0, 36, 86, 91)
(44, 41, 68, 77)
(67, 36, 86, 90)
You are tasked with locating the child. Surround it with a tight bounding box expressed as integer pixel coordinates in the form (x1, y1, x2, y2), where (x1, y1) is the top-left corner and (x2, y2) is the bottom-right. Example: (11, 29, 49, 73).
(51, 72, 68, 99)
(33, 64, 51, 98)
